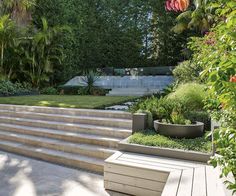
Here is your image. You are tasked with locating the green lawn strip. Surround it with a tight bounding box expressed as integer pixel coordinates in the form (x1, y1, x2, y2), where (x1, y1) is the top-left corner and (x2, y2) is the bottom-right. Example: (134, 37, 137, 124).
(129, 129, 212, 153)
(0, 95, 137, 109)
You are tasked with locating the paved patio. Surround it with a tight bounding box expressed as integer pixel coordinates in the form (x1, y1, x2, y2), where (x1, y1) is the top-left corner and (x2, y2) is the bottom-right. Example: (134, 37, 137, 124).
(0, 151, 126, 196)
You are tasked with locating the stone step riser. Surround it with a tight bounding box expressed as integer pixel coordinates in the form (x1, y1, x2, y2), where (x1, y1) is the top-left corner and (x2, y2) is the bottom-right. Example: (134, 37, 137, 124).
(0, 134, 113, 159)
(0, 111, 132, 129)
(0, 143, 103, 173)
(0, 118, 130, 139)
(0, 125, 118, 148)
(0, 105, 132, 119)
(107, 93, 147, 96)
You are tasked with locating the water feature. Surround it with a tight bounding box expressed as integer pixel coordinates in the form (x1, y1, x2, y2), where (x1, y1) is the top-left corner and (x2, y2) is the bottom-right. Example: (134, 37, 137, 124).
(65, 76, 173, 89)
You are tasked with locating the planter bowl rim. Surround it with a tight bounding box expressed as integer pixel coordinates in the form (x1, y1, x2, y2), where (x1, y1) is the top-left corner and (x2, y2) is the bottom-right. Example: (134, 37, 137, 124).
(154, 120, 204, 127)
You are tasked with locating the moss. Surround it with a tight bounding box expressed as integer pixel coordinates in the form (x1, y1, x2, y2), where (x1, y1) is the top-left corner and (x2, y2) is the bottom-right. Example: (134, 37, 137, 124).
(129, 129, 212, 153)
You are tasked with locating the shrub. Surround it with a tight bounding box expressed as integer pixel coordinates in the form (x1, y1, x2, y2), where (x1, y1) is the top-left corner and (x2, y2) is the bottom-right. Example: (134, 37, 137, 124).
(0, 80, 33, 96)
(156, 97, 191, 125)
(154, 83, 178, 98)
(173, 61, 202, 83)
(78, 87, 107, 96)
(91, 88, 107, 96)
(130, 96, 159, 119)
(40, 87, 58, 95)
(186, 111, 211, 131)
(167, 82, 207, 112)
(58, 85, 81, 95)
(131, 83, 208, 126)
(81, 70, 99, 95)
(135, 109, 154, 129)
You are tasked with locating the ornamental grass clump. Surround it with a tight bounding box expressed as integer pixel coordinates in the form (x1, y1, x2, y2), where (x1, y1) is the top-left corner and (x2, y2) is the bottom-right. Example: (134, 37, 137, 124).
(167, 82, 207, 111)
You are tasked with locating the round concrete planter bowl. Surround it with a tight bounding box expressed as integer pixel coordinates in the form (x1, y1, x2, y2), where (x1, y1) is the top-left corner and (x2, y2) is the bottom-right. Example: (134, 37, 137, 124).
(154, 120, 204, 139)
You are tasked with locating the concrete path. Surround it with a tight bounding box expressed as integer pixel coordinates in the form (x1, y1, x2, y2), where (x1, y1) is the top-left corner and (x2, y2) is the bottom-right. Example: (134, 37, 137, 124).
(0, 151, 127, 196)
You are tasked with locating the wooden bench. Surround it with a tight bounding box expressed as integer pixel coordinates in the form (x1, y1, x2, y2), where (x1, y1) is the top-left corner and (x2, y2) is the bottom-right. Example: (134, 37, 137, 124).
(104, 151, 231, 196)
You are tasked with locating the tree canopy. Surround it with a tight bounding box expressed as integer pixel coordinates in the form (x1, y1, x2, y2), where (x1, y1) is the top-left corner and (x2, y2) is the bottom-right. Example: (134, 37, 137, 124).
(33, 0, 188, 82)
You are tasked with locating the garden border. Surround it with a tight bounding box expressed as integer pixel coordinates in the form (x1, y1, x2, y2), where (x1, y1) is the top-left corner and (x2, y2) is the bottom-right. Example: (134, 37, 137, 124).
(119, 136, 213, 163)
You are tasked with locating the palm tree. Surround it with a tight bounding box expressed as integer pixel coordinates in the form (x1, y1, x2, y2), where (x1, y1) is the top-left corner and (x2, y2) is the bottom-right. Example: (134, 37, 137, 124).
(24, 18, 69, 88)
(0, 15, 16, 79)
(0, 0, 36, 26)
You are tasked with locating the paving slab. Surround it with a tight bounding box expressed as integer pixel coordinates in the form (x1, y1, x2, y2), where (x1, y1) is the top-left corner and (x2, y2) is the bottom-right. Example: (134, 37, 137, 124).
(0, 151, 128, 196)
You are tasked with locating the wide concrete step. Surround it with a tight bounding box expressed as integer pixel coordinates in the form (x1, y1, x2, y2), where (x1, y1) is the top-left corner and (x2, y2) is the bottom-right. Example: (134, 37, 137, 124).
(0, 117, 131, 138)
(0, 123, 120, 148)
(0, 140, 104, 173)
(0, 109, 132, 129)
(0, 130, 116, 159)
(107, 88, 153, 96)
(107, 93, 148, 96)
(0, 104, 132, 119)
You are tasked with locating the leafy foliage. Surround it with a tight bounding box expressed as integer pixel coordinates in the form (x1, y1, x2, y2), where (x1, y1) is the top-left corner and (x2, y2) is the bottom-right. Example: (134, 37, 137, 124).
(187, 111, 211, 131)
(173, 60, 202, 83)
(130, 96, 159, 119)
(0, 80, 33, 96)
(211, 127, 236, 192)
(0, 15, 17, 79)
(32, 0, 188, 84)
(21, 18, 69, 88)
(172, 0, 213, 34)
(131, 83, 208, 126)
(167, 82, 207, 111)
(0, 0, 36, 26)
(80, 71, 99, 95)
(0, 1, 70, 87)
(40, 87, 58, 95)
(186, 0, 236, 191)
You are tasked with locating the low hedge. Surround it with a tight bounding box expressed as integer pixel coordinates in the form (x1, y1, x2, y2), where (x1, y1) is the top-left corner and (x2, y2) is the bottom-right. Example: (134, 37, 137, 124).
(57, 85, 82, 95)
(0, 80, 36, 97)
(58, 85, 109, 96)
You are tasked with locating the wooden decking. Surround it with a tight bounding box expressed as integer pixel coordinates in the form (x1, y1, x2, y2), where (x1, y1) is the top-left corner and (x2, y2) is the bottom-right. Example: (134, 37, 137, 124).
(104, 151, 230, 196)
(162, 165, 226, 196)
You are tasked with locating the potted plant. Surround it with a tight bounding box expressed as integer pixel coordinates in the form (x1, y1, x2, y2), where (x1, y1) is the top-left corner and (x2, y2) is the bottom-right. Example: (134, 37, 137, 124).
(153, 98, 204, 139)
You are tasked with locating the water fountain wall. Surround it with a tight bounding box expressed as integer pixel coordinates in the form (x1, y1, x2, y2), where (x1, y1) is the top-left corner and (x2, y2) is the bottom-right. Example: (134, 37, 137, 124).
(65, 76, 174, 96)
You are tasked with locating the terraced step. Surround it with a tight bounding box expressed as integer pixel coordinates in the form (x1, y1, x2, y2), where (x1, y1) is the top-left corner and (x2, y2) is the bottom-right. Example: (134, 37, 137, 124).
(0, 104, 133, 173)
(0, 117, 131, 138)
(0, 140, 104, 173)
(0, 104, 132, 119)
(0, 130, 116, 159)
(0, 109, 132, 129)
(0, 123, 120, 148)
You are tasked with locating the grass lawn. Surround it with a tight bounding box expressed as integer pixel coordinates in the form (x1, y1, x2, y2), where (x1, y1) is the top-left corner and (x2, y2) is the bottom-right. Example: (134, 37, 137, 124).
(0, 95, 137, 109)
(129, 129, 212, 153)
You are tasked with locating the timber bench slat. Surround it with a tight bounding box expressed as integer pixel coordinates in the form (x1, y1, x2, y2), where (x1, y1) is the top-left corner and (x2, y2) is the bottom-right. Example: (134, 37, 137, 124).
(121, 153, 204, 168)
(161, 170, 182, 196)
(105, 163, 169, 182)
(177, 168, 194, 196)
(205, 166, 226, 196)
(104, 172, 166, 191)
(104, 151, 230, 196)
(192, 167, 207, 196)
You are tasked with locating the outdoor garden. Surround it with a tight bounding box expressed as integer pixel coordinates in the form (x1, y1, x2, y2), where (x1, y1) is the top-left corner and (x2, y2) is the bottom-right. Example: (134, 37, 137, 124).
(0, 0, 235, 194)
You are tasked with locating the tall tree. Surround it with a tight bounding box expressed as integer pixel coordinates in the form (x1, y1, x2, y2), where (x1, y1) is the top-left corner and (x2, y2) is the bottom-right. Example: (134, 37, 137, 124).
(0, 15, 17, 79)
(0, 0, 35, 26)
